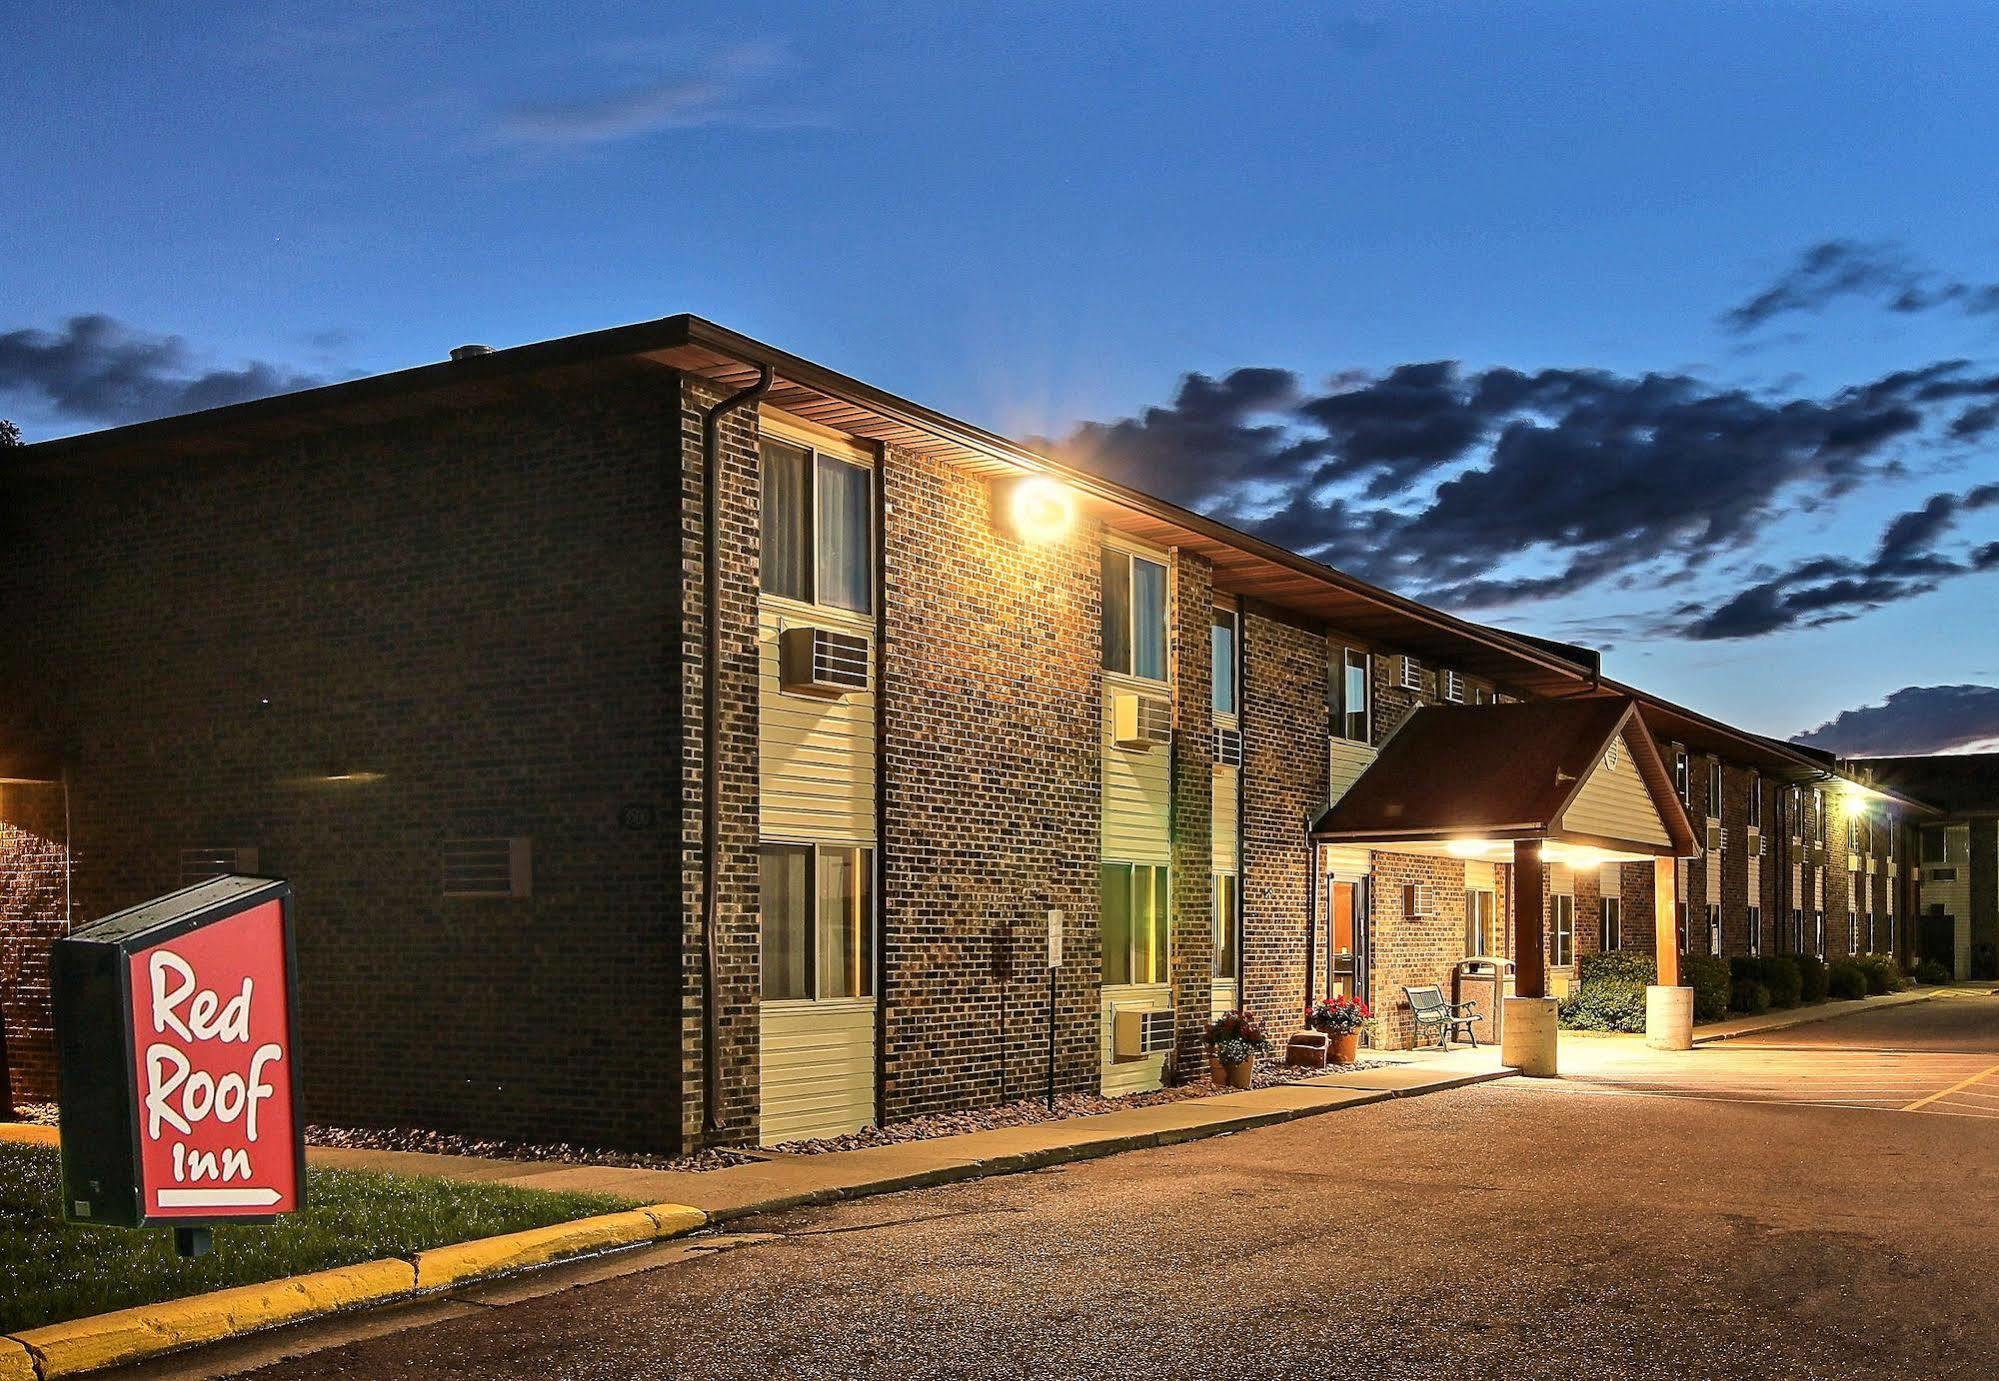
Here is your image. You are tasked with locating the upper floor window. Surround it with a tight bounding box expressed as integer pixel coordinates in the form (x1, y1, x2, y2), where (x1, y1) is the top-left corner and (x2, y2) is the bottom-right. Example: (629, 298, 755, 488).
(1211, 608, 1238, 716)
(1922, 827, 1946, 863)
(761, 438, 873, 613)
(1673, 748, 1689, 807)
(1102, 547, 1167, 681)
(1101, 861, 1169, 985)
(1330, 647, 1371, 743)
(1707, 760, 1723, 819)
(1814, 789, 1827, 838)
(1749, 777, 1763, 830)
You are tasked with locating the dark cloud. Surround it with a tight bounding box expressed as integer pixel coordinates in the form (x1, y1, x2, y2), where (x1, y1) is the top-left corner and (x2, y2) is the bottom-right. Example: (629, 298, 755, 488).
(1724, 240, 1999, 333)
(1679, 482, 1999, 639)
(1051, 357, 1999, 616)
(1793, 684, 1999, 756)
(0, 314, 327, 430)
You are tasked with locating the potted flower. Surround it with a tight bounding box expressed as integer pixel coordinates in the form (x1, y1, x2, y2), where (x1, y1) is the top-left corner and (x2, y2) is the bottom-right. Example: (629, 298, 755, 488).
(1307, 996, 1375, 1065)
(1203, 1010, 1269, 1089)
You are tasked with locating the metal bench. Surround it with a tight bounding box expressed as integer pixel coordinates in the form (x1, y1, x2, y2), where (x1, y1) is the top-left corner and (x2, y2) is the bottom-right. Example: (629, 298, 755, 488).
(1403, 984, 1480, 1050)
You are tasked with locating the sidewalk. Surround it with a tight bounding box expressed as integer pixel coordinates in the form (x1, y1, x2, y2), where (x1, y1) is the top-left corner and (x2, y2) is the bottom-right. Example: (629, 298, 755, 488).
(307, 1055, 1513, 1220)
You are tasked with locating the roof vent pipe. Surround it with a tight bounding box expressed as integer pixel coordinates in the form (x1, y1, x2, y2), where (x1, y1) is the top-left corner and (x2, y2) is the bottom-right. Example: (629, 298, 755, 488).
(450, 344, 494, 361)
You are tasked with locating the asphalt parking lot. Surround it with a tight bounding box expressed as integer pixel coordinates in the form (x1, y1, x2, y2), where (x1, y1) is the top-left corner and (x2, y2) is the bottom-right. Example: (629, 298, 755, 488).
(198, 993, 1999, 1381)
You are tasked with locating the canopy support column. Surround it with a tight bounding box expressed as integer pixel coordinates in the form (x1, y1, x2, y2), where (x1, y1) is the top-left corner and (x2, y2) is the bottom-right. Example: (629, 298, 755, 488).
(1511, 839, 1545, 999)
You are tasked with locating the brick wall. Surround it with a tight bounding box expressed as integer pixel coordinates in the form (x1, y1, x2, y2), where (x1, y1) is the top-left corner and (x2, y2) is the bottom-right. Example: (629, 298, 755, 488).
(877, 449, 1102, 1119)
(0, 782, 67, 1102)
(1368, 851, 1467, 1047)
(1239, 604, 1326, 1030)
(1168, 553, 1215, 1079)
(0, 383, 685, 1150)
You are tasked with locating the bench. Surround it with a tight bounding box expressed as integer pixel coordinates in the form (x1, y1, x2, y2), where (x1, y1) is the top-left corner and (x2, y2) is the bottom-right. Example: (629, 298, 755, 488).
(1404, 984, 1481, 1050)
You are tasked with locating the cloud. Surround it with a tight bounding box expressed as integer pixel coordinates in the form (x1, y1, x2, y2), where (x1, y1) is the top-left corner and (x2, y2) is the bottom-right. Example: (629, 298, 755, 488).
(1050, 357, 1999, 617)
(1793, 684, 1999, 756)
(1723, 240, 1999, 333)
(1680, 482, 1999, 639)
(493, 43, 822, 149)
(0, 315, 328, 430)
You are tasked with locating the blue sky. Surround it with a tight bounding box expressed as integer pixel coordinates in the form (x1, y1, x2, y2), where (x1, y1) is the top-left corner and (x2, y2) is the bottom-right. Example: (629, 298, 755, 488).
(6, 1, 1999, 748)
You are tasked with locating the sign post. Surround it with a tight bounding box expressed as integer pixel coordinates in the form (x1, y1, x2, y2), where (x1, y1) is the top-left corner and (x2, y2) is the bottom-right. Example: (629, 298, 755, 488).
(53, 876, 303, 1257)
(1044, 908, 1063, 1111)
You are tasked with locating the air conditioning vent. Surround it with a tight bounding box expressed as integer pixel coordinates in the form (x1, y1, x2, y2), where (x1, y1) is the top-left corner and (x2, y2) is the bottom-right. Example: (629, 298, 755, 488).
(1392, 655, 1424, 692)
(1112, 693, 1173, 749)
(1213, 725, 1243, 767)
(443, 837, 532, 899)
(1707, 822, 1723, 853)
(1440, 668, 1465, 703)
(1114, 1005, 1176, 1058)
(779, 625, 871, 695)
(180, 847, 259, 888)
(1402, 882, 1436, 918)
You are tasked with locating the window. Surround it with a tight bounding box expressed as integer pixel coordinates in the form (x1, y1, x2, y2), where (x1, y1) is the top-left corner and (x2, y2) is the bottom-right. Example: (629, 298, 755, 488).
(1600, 895, 1622, 951)
(1466, 889, 1497, 956)
(1102, 548, 1167, 681)
(1922, 828, 1947, 863)
(1708, 760, 1723, 819)
(1814, 789, 1826, 838)
(1673, 749, 1689, 807)
(1749, 777, 1763, 830)
(1551, 895, 1575, 968)
(1707, 903, 1721, 956)
(1813, 911, 1826, 959)
(1791, 908, 1803, 953)
(760, 843, 874, 1000)
(1211, 609, 1238, 716)
(1748, 905, 1762, 957)
(1791, 787, 1804, 838)
(1330, 647, 1371, 743)
(1847, 907, 1859, 956)
(1212, 874, 1239, 979)
(760, 439, 873, 613)
(1847, 812, 1860, 850)
(1101, 862, 1169, 985)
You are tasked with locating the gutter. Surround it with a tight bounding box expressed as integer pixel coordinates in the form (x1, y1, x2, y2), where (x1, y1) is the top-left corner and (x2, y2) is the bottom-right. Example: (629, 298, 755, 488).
(699, 365, 772, 1135)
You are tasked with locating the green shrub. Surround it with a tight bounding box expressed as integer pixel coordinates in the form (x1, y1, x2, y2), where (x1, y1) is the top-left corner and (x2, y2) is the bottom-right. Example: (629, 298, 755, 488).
(1731, 955, 1802, 1008)
(1914, 959, 1952, 985)
(1558, 950, 1658, 1032)
(1729, 978, 1771, 1014)
(1577, 950, 1658, 985)
(1827, 960, 1867, 1001)
(1851, 952, 1904, 995)
(1683, 954, 1732, 1022)
(1796, 953, 1829, 1003)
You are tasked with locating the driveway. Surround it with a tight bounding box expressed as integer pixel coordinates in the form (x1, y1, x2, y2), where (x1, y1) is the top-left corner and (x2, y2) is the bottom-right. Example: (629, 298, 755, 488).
(178, 992, 1999, 1381)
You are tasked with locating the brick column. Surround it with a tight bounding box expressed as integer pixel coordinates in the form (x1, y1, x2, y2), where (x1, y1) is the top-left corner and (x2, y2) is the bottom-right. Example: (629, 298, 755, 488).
(1169, 552, 1214, 1080)
(1513, 840, 1546, 998)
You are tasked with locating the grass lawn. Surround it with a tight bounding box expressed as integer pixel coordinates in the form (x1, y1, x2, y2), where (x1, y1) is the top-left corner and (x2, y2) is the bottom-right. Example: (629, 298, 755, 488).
(0, 1143, 632, 1333)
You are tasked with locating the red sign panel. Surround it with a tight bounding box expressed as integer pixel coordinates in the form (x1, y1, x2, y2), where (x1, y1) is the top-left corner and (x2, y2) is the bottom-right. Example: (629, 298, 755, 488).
(127, 898, 300, 1218)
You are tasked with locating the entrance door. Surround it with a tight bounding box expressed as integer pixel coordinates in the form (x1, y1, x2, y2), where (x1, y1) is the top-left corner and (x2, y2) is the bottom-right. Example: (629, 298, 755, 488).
(1921, 909, 1956, 977)
(1324, 877, 1369, 1003)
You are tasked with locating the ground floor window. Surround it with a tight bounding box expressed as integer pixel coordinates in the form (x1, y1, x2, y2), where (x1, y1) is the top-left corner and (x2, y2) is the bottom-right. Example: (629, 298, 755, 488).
(1551, 894, 1575, 968)
(1791, 908, 1804, 954)
(1466, 888, 1496, 956)
(1848, 910, 1859, 955)
(1102, 862, 1169, 985)
(761, 842, 875, 1000)
(1748, 905, 1762, 957)
(1814, 911, 1826, 959)
(1600, 895, 1621, 951)
(1212, 873, 1239, 979)
(1707, 903, 1721, 956)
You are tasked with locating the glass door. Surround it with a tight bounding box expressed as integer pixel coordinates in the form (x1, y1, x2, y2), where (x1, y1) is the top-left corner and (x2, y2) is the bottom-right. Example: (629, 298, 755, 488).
(1324, 877, 1369, 1003)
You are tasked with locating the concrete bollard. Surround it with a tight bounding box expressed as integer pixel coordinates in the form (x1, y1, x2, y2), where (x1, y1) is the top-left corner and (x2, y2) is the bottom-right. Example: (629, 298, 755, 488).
(1646, 984, 1694, 1050)
(1500, 996, 1560, 1077)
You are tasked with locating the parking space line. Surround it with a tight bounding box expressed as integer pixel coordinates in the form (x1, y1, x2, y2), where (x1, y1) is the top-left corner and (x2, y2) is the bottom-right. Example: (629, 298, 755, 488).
(1902, 1062, 1999, 1113)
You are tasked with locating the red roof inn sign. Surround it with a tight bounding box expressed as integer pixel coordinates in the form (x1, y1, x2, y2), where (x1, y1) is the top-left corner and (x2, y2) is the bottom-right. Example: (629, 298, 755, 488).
(53, 876, 304, 1255)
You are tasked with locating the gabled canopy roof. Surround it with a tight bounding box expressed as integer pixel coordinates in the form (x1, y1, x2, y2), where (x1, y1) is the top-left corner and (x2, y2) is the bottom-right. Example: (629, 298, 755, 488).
(1310, 698, 1700, 858)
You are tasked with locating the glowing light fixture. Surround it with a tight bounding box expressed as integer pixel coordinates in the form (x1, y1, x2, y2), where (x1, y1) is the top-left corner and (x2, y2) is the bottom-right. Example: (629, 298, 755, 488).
(996, 474, 1076, 544)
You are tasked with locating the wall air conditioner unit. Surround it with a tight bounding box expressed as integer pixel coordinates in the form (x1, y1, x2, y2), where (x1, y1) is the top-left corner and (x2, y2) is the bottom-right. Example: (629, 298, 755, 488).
(1402, 882, 1436, 918)
(1707, 822, 1723, 854)
(1114, 1005, 1176, 1058)
(1112, 694, 1173, 750)
(1213, 725, 1243, 767)
(1391, 655, 1424, 692)
(1440, 668, 1465, 703)
(779, 625, 871, 695)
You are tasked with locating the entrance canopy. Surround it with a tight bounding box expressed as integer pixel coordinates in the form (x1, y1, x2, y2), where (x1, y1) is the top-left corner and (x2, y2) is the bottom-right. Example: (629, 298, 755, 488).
(1309, 698, 1699, 862)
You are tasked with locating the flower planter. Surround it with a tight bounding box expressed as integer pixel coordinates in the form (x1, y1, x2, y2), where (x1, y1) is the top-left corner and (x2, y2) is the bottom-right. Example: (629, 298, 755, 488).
(1329, 1031, 1360, 1065)
(1224, 1057, 1255, 1089)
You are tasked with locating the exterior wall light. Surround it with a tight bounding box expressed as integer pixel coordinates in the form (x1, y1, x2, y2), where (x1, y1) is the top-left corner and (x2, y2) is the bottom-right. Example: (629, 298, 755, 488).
(995, 474, 1076, 544)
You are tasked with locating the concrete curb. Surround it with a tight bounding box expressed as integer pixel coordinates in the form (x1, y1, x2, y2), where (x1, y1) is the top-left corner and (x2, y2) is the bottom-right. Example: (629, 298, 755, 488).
(0, 1199, 711, 1378)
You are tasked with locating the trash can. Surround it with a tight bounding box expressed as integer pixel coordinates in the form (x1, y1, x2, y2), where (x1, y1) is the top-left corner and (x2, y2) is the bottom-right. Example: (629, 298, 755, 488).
(1454, 956, 1515, 1047)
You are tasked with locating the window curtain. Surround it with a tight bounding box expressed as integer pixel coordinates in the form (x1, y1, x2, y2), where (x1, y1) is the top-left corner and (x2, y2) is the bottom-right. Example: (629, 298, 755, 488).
(816, 457, 872, 613)
(761, 440, 813, 602)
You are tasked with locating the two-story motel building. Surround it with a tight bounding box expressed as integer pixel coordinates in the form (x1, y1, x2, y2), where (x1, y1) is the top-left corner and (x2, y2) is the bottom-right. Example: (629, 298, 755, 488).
(0, 316, 1964, 1151)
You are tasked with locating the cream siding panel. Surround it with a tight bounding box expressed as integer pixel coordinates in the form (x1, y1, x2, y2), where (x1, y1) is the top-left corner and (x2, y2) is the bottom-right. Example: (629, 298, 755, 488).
(759, 602, 876, 843)
(1211, 977, 1236, 1020)
(1321, 845, 1372, 878)
(1551, 865, 1575, 896)
(1558, 734, 1670, 849)
(1708, 849, 1721, 906)
(1328, 738, 1376, 806)
(1597, 862, 1620, 896)
(759, 999, 876, 1145)
(1212, 766, 1240, 873)
(1466, 861, 1497, 895)
(1748, 854, 1761, 898)
(1100, 983, 1172, 1096)
(1101, 683, 1171, 867)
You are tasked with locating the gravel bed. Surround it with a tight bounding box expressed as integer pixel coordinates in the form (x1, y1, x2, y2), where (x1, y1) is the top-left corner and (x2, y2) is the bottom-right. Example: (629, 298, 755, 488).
(10, 1103, 57, 1126)
(765, 1055, 1388, 1155)
(303, 1125, 760, 1174)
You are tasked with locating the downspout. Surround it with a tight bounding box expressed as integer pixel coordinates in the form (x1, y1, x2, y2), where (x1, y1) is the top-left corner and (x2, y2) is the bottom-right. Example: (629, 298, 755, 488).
(700, 365, 773, 1135)
(870, 438, 889, 1128)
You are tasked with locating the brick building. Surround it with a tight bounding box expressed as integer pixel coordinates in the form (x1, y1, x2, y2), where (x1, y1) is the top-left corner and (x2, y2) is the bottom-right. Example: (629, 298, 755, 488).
(0, 315, 1973, 1148)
